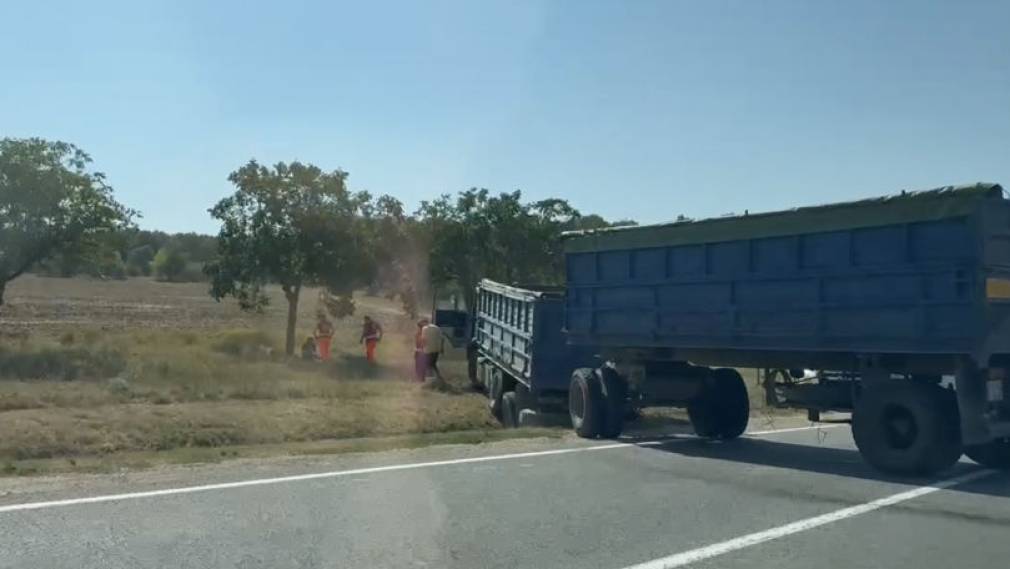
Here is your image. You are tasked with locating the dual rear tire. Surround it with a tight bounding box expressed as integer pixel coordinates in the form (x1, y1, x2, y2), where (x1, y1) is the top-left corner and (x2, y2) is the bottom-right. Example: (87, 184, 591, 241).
(687, 368, 750, 440)
(569, 368, 626, 438)
(852, 381, 962, 476)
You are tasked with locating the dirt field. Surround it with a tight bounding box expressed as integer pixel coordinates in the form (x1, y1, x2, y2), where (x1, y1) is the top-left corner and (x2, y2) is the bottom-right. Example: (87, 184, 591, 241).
(0, 274, 407, 335)
(0, 275, 493, 474)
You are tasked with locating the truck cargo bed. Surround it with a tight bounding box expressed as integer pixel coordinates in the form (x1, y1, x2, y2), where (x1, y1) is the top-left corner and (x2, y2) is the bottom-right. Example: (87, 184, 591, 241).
(562, 183, 1010, 368)
(472, 280, 595, 394)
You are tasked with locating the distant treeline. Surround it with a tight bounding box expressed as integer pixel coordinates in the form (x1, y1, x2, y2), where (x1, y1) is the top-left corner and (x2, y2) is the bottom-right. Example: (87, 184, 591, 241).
(31, 205, 635, 290)
(3, 136, 648, 357)
(34, 229, 218, 282)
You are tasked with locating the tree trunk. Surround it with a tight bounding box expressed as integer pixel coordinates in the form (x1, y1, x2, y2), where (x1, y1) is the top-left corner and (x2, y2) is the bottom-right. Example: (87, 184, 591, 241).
(283, 284, 301, 356)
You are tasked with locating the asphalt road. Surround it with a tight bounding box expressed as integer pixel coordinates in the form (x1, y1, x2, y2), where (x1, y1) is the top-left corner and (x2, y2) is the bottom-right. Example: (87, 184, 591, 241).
(1, 422, 1008, 569)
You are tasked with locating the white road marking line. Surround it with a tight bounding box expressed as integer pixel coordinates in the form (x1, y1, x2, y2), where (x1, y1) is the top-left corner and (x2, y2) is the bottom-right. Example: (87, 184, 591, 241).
(746, 424, 845, 436)
(622, 468, 996, 569)
(0, 443, 635, 514)
(0, 424, 828, 515)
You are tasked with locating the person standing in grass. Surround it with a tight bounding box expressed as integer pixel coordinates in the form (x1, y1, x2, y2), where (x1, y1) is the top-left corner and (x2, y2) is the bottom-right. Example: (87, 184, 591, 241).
(314, 312, 334, 361)
(360, 315, 383, 363)
(414, 318, 429, 381)
(414, 318, 443, 382)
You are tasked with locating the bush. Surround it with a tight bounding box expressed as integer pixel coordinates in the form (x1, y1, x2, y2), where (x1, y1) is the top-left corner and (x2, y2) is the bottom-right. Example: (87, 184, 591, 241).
(178, 261, 208, 283)
(212, 330, 279, 358)
(153, 247, 187, 282)
(126, 245, 156, 276)
(0, 346, 127, 381)
(87, 250, 127, 280)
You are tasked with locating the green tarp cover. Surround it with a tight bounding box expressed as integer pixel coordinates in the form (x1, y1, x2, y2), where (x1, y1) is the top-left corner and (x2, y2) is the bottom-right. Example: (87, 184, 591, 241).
(563, 183, 1005, 254)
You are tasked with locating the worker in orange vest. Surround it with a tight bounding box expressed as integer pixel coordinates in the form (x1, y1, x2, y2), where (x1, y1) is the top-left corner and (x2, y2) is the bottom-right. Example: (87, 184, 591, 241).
(360, 315, 383, 363)
(314, 312, 334, 361)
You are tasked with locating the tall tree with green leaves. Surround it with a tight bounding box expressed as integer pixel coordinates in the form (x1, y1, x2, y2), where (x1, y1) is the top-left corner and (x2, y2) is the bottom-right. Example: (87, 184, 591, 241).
(417, 189, 584, 309)
(206, 160, 376, 356)
(0, 137, 134, 306)
(358, 194, 426, 317)
(416, 189, 636, 309)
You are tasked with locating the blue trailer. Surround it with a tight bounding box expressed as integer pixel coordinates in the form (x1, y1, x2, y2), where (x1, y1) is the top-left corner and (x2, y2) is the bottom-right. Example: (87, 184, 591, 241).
(453, 280, 598, 426)
(443, 183, 1010, 475)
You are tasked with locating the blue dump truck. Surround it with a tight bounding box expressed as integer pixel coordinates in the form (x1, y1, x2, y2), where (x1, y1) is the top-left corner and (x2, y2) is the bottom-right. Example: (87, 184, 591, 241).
(437, 183, 1010, 476)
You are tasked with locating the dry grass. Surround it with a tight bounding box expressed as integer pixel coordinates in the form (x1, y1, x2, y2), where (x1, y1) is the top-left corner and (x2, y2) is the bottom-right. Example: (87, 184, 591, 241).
(0, 275, 492, 472)
(1, 274, 406, 335)
(1, 428, 564, 477)
(0, 275, 793, 476)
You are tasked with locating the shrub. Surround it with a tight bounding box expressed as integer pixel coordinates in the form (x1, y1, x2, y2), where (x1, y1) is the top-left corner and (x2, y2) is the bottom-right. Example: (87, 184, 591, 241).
(0, 347, 127, 381)
(153, 247, 187, 282)
(212, 330, 279, 358)
(87, 250, 127, 280)
(126, 245, 156, 276)
(177, 261, 208, 283)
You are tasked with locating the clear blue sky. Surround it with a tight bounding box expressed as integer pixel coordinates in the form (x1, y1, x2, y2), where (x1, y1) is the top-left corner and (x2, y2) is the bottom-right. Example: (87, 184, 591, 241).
(2, 0, 1008, 233)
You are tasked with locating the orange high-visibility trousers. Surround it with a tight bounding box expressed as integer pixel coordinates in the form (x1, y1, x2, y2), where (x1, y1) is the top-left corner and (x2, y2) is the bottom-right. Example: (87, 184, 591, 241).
(365, 339, 378, 362)
(316, 337, 332, 361)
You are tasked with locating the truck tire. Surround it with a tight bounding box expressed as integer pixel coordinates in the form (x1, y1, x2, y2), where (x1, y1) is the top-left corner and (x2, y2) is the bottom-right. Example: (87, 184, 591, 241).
(852, 382, 962, 476)
(488, 368, 505, 421)
(501, 391, 519, 428)
(598, 367, 627, 439)
(569, 368, 604, 438)
(964, 437, 1010, 469)
(688, 368, 750, 440)
(514, 381, 536, 411)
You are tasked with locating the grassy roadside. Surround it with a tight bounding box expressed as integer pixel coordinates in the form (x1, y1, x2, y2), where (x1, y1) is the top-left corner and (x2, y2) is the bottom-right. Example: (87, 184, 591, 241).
(1, 277, 514, 476)
(0, 276, 800, 479)
(0, 327, 499, 467)
(1, 428, 564, 477)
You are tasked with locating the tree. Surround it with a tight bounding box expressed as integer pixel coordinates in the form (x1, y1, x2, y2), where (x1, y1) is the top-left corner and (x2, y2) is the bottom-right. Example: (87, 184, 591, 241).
(0, 138, 134, 306)
(416, 189, 574, 309)
(126, 244, 156, 276)
(417, 189, 636, 310)
(359, 194, 425, 317)
(206, 160, 376, 356)
(153, 246, 187, 281)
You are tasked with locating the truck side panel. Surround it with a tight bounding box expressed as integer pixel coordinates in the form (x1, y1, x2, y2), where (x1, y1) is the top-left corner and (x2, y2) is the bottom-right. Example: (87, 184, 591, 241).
(565, 216, 983, 356)
(473, 281, 589, 393)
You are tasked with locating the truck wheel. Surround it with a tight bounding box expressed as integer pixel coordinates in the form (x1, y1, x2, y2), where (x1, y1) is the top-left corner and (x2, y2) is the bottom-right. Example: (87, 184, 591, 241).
(688, 368, 750, 440)
(852, 382, 962, 476)
(514, 381, 536, 411)
(501, 392, 519, 428)
(488, 369, 504, 421)
(598, 367, 627, 439)
(569, 368, 604, 438)
(964, 437, 1010, 469)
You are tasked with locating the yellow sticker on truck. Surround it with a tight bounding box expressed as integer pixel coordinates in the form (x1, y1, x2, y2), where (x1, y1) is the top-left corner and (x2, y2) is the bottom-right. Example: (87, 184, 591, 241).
(986, 278, 1010, 300)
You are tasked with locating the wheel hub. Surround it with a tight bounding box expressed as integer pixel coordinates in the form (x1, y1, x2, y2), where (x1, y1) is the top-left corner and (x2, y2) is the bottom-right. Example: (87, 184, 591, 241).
(881, 404, 918, 450)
